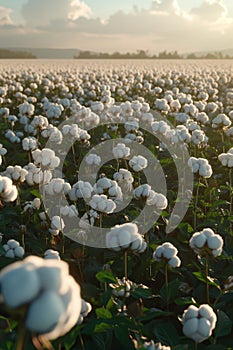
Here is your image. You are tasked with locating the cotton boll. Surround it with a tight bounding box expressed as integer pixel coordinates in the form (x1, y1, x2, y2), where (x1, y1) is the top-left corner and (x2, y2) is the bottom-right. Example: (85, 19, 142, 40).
(207, 235, 223, 250)
(183, 305, 199, 321)
(14, 246, 25, 258)
(5, 249, 15, 259)
(0, 262, 40, 308)
(26, 290, 65, 334)
(168, 256, 181, 268)
(183, 318, 199, 337)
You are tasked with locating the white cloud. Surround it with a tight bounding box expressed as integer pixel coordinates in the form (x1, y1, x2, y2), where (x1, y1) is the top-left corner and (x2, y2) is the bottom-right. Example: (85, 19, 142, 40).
(190, 0, 227, 22)
(0, 6, 13, 26)
(1, 0, 233, 53)
(68, 0, 92, 20)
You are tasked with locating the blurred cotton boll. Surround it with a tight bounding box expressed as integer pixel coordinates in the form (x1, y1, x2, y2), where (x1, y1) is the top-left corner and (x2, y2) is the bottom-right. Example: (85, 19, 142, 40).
(77, 299, 92, 324)
(113, 143, 130, 159)
(0, 175, 18, 202)
(0, 256, 82, 340)
(182, 304, 217, 343)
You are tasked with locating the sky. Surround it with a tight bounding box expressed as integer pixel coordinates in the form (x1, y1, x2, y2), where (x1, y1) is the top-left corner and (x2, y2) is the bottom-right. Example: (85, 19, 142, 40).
(0, 0, 233, 53)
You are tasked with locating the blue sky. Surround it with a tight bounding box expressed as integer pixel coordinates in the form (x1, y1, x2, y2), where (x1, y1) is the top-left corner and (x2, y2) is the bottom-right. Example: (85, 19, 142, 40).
(0, 0, 233, 52)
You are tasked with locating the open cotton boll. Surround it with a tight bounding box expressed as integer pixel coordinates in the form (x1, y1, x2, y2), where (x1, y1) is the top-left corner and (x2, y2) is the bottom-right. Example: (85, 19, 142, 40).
(0, 261, 41, 308)
(182, 304, 217, 343)
(189, 228, 223, 256)
(37, 261, 69, 294)
(44, 249, 61, 260)
(153, 242, 181, 267)
(25, 290, 65, 334)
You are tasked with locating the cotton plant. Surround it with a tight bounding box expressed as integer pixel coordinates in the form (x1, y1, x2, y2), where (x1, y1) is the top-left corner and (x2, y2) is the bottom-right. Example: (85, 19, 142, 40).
(133, 184, 168, 211)
(49, 215, 65, 236)
(23, 197, 41, 213)
(0, 256, 82, 343)
(45, 178, 71, 197)
(142, 340, 171, 350)
(189, 228, 223, 302)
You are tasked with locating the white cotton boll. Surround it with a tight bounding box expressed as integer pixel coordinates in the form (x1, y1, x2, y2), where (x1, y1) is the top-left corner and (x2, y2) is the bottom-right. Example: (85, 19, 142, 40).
(118, 230, 131, 249)
(5, 249, 15, 259)
(153, 245, 164, 260)
(207, 235, 223, 250)
(183, 318, 199, 337)
(130, 238, 141, 251)
(51, 216, 65, 231)
(3, 244, 10, 252)
(26, 290, 65, 334)
(14, 246, 25, 258)
(44, 249, 60, 260)
(37, 262, 68, 293)
(168, 256, 181, 268)
(197, 318, 212, 338)
(7, 239, 20, 249)
(190, 232, 207, 249)
(183, 305, 199, 321)
(202, 228, 215, 238)
(162, 243, 178, 259)
(0, 262, 40, 308)
(199, 304, 214, 320)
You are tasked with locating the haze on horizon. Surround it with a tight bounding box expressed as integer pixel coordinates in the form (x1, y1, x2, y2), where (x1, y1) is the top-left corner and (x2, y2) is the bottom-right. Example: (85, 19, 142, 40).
(0, 0, 233, 54)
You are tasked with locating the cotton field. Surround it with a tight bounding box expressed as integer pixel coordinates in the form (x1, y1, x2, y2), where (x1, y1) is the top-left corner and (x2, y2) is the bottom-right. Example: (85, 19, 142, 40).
(0, 59, 233, 350)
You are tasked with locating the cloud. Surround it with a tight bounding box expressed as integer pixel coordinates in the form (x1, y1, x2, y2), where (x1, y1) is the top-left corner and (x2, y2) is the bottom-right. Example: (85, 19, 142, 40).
(0, 6, 13, 26)
(68, 0, 92, 20)
(21, 0, 92, 25)
(1, 0, 233, 53)
(190, 0, 227, 22)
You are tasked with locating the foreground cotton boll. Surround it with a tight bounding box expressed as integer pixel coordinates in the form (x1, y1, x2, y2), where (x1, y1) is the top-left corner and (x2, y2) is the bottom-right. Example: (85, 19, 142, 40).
(189, 228, 224, 257)
(85, 153, 101, 166)
(45, 178, 71, 196)
(182, 304, 217, 343)
(106, 222, 147, 253)
(0, 256, 82, 340)
(0, 175, 18, 202)
(129, 155, 148, 171)
(153, 242, 181, 267)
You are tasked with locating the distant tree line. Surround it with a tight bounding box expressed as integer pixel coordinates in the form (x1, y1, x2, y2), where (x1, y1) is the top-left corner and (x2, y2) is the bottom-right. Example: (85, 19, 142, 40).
(75, 49, 233, 60)
(0, 49, 37, 59)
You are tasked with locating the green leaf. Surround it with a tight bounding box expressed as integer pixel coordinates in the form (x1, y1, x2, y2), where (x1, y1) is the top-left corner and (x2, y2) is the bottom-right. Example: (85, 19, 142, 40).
(153, 321, 180, 346)
(160, 279, 180, 303)
(96, 308, 112, 319)
(94, 322, 113, 333)
(30, 189, 41, 198)
(114, 326, 135, 350)
(96, 271, 117, 284)
(175, 297, 197, 306)
(193, 271, 221, 289)
(138, 308, 173, 322)
(215, 311, 232, 338)
(131, 285, 153, 299)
